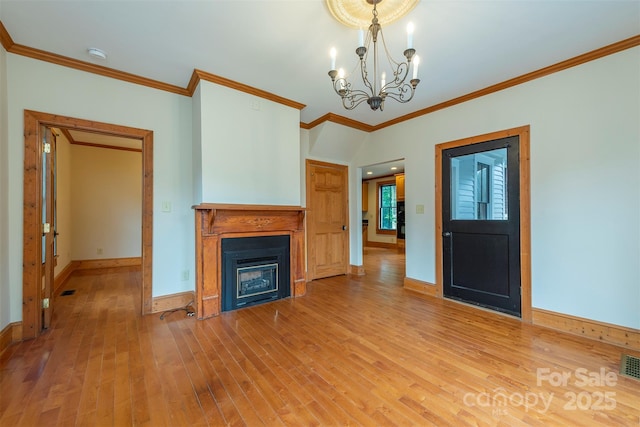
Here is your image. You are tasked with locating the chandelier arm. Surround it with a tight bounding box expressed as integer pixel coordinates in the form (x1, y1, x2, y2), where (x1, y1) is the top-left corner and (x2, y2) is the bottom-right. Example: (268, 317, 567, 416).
(341, 90, 373, 110)
(382, 62, 410, 92)
(382, 82, 417, 103)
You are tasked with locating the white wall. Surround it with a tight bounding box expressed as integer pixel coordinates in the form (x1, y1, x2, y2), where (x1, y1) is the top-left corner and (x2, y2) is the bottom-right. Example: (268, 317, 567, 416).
(70, 145, 141, 260)
(5, 54, 194, 327)
(353, 47, 640, 329)
(195, 81, 301, 206)
(53, 131, 72, 276)
(0, 38, 9, 329)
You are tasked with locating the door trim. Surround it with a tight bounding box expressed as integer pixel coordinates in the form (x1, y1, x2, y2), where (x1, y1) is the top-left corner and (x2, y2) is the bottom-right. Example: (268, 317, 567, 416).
(22, 110, 154, 339)
(435, 125, 531, 322)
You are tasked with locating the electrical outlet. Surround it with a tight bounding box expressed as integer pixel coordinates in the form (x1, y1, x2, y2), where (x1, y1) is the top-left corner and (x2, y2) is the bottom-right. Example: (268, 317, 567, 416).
(97, 248, 103, 255)
(181, 270, 189, 281)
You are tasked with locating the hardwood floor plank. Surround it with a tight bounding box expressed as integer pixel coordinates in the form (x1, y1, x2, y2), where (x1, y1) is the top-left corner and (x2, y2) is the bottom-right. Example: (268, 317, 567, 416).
(1, 250, 638, 426)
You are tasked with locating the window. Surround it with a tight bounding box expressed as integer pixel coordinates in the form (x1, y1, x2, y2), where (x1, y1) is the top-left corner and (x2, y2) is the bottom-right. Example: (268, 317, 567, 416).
(377, 180, 397, 234)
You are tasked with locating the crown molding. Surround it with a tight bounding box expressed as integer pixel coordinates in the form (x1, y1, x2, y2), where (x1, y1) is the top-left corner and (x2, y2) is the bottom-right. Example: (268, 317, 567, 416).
(1, 21, 637, 133)
(0, 21, 14, 50)
(188, 69, 305, 110)
(302, 113, 374, 132)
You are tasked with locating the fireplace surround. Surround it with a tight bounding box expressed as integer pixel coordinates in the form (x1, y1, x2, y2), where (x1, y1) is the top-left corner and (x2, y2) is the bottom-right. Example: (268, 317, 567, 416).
(221, 235, 290, 311)
(193, 204, 306, 319)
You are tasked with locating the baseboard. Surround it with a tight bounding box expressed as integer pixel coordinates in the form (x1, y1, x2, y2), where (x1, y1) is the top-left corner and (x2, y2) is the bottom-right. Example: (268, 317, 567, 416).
(404, 277, 439, 297)
(54, 261, 79, 294)
(0, 322, 22, 354)
(365, 241, 397, 249)
(152, 291, 195, 314)
(75, 257, 142, 270)
(532, 308, 640, 350)
(350, 264, 365, 276)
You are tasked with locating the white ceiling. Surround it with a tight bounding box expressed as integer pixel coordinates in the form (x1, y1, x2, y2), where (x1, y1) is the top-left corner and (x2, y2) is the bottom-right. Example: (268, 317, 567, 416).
(65, 129, 142, 151)
(1, 1, 638, 127)
(362, 159, 405, 179)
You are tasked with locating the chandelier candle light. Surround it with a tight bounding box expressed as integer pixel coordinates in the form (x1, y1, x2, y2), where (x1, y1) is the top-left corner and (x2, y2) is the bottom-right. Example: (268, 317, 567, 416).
(328, 0, 420, 111)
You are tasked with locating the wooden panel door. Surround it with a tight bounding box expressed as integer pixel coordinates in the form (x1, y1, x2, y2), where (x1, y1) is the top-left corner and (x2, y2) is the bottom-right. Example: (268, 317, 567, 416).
(306, 160, 349, 280)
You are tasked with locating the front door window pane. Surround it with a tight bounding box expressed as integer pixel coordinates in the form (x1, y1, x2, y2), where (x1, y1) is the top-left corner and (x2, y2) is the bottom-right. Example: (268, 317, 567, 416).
(450, 148, 507, 220)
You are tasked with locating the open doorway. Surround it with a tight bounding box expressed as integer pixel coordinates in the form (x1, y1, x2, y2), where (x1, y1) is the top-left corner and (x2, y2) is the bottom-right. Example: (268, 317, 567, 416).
(22, 110, 153, 339)
(361, 159, 406, 280)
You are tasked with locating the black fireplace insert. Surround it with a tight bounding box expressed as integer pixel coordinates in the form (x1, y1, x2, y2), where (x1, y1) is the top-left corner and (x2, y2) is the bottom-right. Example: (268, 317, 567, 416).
(221, 235, 290, 311)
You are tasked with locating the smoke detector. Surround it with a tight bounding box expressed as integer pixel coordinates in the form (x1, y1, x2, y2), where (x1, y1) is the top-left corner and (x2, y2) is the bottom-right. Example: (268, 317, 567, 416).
(87, 48, 107, 60)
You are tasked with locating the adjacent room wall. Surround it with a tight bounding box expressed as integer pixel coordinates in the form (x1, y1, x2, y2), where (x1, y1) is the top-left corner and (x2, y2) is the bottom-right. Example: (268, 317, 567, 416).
(354, 47, 640, 329)
(53, 130, 72, 276)
(70, 145, 142, 261)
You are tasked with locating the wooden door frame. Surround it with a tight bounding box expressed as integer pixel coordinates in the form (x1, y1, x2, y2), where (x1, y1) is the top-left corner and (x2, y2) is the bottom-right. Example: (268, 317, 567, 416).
(305, 159, 350, 281)
(435, 125, 531, 322)
(22, 110, 154, 339)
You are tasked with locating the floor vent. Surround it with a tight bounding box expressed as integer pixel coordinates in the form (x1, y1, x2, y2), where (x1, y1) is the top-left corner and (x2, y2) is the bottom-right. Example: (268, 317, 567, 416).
(60, 290, 76, 296)
(620, 354, 640, 380)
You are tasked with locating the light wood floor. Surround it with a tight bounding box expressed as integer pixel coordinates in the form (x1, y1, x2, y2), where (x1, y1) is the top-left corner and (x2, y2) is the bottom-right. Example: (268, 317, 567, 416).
(1, 248, 639, 426)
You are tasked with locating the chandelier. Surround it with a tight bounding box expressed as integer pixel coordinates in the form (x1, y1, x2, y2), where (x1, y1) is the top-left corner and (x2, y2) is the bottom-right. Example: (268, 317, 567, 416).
(328, 0, 420, 111)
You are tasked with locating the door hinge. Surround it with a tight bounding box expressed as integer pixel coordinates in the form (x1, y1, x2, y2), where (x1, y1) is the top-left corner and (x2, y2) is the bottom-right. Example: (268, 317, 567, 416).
(43, 223, 51, 234)
(42, 298, 50, 309)
(43, 142, 51, 153)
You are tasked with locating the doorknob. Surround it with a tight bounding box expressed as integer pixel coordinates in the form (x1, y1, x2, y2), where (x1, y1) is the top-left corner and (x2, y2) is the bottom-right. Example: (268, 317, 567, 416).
(342, 225, 347, 231)
(443, 231, 451, 237)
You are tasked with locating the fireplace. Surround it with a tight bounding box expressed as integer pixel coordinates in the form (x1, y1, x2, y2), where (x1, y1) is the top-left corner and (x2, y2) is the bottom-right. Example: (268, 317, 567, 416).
(221, 235, 290, 311)
(193, 204, 306, 319)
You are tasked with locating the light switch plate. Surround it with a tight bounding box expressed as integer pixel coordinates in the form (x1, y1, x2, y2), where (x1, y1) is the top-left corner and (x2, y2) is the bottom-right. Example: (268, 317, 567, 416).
(161, 201, 172, 212)
(416, 204, 425, 214)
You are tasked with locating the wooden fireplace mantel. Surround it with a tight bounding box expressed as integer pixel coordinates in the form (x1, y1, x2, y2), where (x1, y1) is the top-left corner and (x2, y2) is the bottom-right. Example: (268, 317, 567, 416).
(193, 203, 306, 319)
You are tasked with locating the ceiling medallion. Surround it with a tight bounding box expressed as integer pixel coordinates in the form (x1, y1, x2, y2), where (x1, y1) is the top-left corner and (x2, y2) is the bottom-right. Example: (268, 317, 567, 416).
(326, 0, 419, 28)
